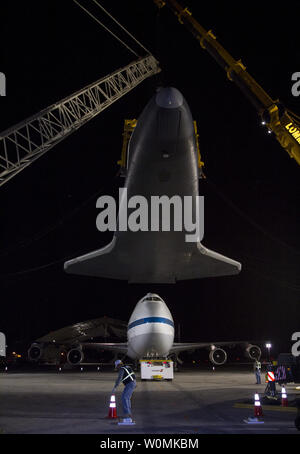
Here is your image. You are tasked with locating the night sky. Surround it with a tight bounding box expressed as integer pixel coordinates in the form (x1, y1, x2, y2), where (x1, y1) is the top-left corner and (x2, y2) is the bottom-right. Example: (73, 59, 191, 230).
(0, 0, 299, 356)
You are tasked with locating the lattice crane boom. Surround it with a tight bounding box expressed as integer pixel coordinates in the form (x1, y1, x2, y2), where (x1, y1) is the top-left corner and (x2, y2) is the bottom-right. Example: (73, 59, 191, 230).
(0, 55, 160, 187)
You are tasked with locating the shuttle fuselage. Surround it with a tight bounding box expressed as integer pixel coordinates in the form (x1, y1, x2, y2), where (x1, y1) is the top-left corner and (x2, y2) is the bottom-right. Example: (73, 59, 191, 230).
(65, 87, 241, 282)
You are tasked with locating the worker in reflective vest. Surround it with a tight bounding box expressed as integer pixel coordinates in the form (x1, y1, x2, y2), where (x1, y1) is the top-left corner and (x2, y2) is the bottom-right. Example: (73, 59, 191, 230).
(112, 359, 137, 421)
(254, 360, 261, 384)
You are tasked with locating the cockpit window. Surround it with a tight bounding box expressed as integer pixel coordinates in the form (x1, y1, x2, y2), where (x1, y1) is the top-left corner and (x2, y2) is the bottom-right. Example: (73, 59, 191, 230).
(143, 296, 162, 302)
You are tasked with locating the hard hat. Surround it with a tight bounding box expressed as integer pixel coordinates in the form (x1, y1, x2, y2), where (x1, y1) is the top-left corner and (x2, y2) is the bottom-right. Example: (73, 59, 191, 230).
(115, 359, 122, 368)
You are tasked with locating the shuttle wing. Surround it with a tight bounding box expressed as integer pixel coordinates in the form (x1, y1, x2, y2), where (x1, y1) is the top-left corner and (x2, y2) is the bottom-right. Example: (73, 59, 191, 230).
(176, 243, 241, 280)
(64, 237, 131, 281)
(64, 239, 241, 282)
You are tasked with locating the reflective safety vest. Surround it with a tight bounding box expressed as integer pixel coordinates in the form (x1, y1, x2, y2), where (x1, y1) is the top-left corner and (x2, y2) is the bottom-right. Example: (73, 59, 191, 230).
(121, 366, 136, 385)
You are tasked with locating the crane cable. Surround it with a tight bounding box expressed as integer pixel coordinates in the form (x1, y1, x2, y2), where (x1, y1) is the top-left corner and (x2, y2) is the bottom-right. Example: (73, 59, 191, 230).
(0, 170, 121, 279)
(287, 109, 300, 121)
(91, 0, 152, 56)
(205, 177, 300, 256)
(73, 0, 150, 58)
(287, 109, 300, 127)
(73, 0, 138, 57)
(0, 169, 122, 260)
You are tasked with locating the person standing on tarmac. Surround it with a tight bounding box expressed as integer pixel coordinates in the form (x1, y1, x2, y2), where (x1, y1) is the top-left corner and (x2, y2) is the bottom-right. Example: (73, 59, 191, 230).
(112, 359, 136, 422)
(254, 359, 261, 384)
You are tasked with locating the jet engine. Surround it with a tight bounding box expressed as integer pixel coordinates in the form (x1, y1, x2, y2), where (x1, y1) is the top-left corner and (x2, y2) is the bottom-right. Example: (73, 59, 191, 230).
(245, 344, 261, 361)
(209, 347, 227, 365)
(67, 348, 84, 365)
(28, 343, 43, 361)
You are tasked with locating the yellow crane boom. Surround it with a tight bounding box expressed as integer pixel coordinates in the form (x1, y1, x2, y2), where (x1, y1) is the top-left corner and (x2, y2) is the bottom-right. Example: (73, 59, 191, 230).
(154, 0, 300, 166)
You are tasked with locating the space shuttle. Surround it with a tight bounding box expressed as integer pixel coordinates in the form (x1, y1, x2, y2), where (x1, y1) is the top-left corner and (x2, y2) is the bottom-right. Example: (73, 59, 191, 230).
(64, 87, 241, 283)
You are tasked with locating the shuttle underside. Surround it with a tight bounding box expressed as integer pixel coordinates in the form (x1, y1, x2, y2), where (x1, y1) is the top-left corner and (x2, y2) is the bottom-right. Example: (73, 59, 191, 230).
(64, 87, 241, 283)
(64, 237, 240, 283)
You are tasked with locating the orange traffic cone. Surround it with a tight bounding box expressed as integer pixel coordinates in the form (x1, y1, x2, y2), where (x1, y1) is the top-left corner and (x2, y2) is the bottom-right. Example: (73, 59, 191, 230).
(254, 393, 263, 417)
(108, 394, 117, 419)
(281, 386, 288, 407)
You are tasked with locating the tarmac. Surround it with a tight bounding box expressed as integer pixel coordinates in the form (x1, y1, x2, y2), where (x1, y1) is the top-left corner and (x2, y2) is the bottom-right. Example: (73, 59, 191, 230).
(0, 364, 299, 435)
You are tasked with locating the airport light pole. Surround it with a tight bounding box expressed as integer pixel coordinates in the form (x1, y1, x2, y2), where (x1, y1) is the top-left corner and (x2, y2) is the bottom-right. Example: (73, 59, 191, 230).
(266, 343, 272, 363)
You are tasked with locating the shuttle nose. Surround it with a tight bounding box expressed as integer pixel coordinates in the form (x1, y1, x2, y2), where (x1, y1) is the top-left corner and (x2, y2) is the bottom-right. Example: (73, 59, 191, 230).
(155, 87, 183, 109)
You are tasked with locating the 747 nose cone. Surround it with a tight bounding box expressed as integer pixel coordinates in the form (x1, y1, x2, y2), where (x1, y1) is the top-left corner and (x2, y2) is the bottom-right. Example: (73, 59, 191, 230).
(155, 87, 183, 109)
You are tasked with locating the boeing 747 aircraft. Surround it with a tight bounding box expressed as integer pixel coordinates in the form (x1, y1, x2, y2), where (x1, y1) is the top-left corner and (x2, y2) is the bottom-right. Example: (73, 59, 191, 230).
(28, 293, 260, 369)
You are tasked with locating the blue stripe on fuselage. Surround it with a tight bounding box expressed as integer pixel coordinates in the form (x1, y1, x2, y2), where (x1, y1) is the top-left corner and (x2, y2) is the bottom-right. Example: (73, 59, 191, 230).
(128, 317, 174, 330)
